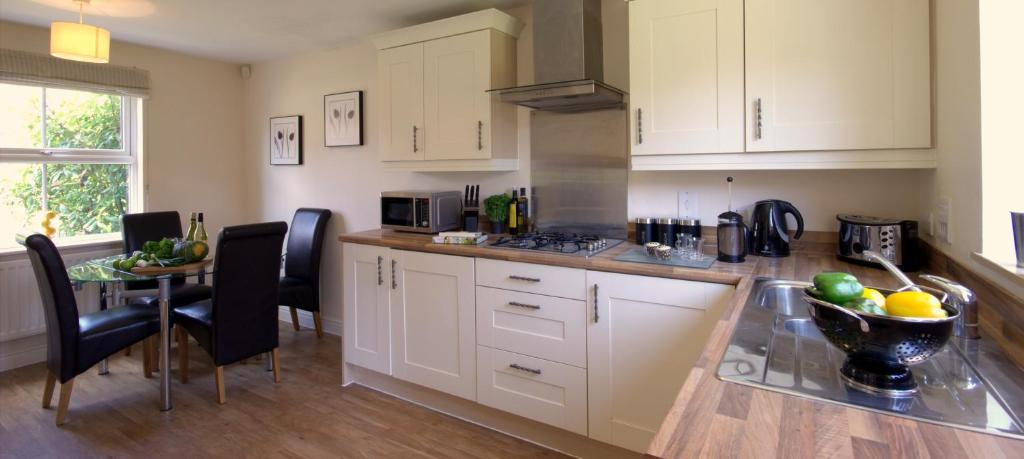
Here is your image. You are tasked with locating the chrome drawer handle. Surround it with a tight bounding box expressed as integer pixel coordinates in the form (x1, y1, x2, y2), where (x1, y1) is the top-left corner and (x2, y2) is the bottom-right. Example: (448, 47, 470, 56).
(593, 284, 599, 323)
(377, 256, 383, 286)
(508, 301, 540, 310)
(391, 259, 397, 290)
(508, 275, 541, 282)
(509, 363, 541, 375)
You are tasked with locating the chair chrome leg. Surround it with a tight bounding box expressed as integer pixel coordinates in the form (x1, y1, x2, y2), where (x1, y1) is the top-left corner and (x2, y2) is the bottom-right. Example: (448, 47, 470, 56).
(265, 352, 273, 372)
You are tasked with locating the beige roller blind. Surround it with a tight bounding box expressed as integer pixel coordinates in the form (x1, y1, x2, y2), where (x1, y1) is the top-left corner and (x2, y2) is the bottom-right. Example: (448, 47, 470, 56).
(0, 48, 149, 97)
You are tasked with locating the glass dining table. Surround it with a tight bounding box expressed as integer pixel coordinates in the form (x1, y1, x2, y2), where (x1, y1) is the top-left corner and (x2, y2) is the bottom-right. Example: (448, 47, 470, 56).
(66, 255, 213, 411)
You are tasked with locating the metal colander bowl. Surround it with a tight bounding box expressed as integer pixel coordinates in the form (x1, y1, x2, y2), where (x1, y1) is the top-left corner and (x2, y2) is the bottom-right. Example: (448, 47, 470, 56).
(804, 286, 959, 365)
(803, 286, 960, 395)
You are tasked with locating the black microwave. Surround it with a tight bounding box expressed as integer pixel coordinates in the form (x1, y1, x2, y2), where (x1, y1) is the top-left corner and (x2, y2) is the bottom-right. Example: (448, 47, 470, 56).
(381, 190, 462, 233)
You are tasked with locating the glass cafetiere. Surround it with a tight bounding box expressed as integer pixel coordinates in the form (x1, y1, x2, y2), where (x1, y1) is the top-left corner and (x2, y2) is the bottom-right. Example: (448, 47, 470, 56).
(717, 211, 750, 263)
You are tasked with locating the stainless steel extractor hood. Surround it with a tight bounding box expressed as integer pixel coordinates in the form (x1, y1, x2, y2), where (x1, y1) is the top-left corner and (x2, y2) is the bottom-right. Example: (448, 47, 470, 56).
(491, 0, 625, 112)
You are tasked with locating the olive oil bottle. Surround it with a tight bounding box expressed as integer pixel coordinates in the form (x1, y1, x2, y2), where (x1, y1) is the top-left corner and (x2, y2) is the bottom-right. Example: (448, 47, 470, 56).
(508, 189, 519, 235)
(195, 212, 208, 242)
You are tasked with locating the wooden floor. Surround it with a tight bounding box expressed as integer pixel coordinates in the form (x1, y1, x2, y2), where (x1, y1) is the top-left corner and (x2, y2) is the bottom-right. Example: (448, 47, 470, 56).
(0, 324, 568, 458)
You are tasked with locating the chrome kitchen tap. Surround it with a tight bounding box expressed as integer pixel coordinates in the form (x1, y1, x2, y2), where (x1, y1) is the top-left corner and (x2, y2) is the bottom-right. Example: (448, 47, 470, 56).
(920, 274, 979, 340)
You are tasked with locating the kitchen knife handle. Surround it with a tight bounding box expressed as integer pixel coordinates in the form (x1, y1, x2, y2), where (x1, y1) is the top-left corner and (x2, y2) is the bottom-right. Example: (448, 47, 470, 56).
(413, 125, 419, 153)
(637, 108, 643, 144)
(377, 256, 383, 286)
(391, 259, 397, 290)
(478, 121, 483, 150)
(509, 363, 542, 375)
(593, 284, 599, 323)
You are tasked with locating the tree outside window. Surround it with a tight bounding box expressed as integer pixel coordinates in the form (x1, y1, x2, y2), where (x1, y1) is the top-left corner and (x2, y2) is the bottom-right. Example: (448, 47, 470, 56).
(0, 84, 133, 248)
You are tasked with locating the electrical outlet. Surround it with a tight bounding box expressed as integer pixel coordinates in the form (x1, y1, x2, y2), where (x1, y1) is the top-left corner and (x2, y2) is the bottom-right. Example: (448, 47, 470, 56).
(935, 197, 952, 244)
(677, 191, 699, 218)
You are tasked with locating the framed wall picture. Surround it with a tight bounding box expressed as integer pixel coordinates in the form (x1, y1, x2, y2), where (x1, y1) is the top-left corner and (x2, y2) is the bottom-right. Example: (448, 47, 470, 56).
(324, 90, 363, 147)
(270, 115, 302, 165)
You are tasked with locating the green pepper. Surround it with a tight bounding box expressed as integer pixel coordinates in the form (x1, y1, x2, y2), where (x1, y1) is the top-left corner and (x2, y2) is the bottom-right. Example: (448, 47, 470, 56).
(811, 272, 864, 305)
(842, 297, 886, 315)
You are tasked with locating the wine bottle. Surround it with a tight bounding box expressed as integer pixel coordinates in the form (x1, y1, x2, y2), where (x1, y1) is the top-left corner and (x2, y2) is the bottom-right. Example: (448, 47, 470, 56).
(508, 189, 519, 235)
(518, 187, 529, 234)
(196, 212, 208, 242)
(185, 212, 198, 241)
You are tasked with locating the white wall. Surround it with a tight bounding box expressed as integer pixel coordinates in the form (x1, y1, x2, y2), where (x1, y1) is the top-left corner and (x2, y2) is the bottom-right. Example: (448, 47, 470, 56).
(241, 6, 534, 331)
(0, 21, 249, 238)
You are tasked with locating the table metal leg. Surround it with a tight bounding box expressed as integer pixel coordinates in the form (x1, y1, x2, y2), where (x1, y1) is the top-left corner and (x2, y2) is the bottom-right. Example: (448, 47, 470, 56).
(265, 352, 273, 372)
(158, 278, 172, 411)
(98, 281, 121, 376)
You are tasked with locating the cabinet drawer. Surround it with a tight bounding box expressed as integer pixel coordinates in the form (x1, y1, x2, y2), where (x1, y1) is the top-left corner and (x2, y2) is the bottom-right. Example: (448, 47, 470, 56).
(476, 287, 586, 368)
(476, 346, 587, 436)
(476, 258, 585, 299)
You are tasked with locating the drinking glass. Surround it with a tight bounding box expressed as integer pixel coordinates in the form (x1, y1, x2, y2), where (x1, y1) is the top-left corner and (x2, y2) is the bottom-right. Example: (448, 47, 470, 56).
(689, 237, 705, 260)
(675, 233, 690, 256)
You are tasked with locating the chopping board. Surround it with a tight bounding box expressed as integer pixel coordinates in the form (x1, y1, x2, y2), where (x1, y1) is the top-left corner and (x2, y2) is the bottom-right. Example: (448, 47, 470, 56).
(129, 258, 211, 275)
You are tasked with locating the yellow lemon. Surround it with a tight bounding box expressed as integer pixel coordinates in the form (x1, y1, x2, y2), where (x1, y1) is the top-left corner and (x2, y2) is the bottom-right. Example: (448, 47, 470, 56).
(861, 288, 887, 311)
(886, 291, 947, 318)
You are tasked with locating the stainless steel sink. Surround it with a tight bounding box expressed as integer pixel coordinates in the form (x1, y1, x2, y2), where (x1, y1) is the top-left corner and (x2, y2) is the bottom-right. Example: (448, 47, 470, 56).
(717, 278, 1024, 439)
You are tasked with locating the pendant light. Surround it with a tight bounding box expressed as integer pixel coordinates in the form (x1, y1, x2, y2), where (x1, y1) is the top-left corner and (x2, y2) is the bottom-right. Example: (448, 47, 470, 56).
(50, 0, 110, 63)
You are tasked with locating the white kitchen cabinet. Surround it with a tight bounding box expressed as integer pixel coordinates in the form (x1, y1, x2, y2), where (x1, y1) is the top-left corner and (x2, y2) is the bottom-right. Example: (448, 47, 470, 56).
(378, 44, 424, 162)
(586, 271, 734, 453)
(475, 286, 587, 368)
(390, 250, 477, 401)
(374, 9, 521, 171)
(476, 346, 588, 436)
(423, 30, 517, 161)
(745, 0, 931, 152)
(342, 243, 392, 374)
(628, 0, 745, 155)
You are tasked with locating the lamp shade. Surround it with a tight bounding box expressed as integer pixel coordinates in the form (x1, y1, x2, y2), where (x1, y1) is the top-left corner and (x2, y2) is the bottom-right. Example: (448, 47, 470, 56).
(50, 21, 110, 63)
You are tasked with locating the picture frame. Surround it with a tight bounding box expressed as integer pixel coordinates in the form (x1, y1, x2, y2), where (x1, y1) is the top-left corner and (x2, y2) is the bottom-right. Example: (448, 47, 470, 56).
(269, 115, 302, 165)
(324, 90, 363, 147)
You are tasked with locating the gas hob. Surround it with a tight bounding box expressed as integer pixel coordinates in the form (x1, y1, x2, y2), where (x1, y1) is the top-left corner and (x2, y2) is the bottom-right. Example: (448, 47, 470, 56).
(486, 232, 624, 257)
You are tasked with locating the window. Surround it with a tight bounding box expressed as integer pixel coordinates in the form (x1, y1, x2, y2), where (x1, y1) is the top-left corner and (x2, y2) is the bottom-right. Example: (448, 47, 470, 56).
(0, 83, 141, 250)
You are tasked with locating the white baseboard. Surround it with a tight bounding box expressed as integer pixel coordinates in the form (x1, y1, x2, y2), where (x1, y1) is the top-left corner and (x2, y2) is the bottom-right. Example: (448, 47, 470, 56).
(277, 307, 341, 336)
(0, 339, 47, 372)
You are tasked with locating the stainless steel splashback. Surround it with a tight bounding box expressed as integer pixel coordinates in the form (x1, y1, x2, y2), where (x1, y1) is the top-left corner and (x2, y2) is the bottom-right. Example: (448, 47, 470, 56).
(531, 108, 628, 239)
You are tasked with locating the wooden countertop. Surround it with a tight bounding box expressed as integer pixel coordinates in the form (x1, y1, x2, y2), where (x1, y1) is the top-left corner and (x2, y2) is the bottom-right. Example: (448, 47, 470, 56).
(339, 230, 1024, 457)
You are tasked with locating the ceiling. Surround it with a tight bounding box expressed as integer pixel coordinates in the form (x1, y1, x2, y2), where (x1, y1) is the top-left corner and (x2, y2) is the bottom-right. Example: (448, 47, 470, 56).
(0, 0, 526, 62)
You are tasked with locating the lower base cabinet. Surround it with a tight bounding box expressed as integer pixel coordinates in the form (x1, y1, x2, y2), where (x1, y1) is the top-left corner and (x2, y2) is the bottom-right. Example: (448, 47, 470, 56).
(476, 346, 588, 436)
(343, 242, 739, 453)
(390, 250, 477, 401)
(587, 271, 735, 453)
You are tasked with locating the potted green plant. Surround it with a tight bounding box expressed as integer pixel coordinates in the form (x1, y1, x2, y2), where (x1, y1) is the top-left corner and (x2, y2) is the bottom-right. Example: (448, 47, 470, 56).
(484, 193, 512, 234)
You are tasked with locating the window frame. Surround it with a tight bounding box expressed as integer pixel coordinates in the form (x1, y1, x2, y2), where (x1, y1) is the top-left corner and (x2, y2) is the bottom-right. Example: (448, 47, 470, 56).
(0, 83, 144, 246)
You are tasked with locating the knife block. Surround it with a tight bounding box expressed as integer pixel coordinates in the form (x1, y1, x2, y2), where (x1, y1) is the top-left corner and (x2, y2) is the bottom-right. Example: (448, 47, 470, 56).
(463, 207, 480, 232)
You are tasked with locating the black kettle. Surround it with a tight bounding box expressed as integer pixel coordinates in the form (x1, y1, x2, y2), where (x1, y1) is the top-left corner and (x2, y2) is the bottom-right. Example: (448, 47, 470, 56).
(751, 200, 804, 257)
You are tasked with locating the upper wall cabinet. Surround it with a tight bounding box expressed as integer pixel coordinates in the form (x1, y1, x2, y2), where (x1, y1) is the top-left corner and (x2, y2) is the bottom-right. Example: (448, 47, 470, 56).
(745, 0, 931, 152)
(629, 0, 745, 155)
(629, 0, 934, 171)
(374, 9, 522, 172)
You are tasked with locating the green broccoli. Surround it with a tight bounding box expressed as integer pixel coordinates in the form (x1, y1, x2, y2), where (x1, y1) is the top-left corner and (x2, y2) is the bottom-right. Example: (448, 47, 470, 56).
(156, 238, 175, 259)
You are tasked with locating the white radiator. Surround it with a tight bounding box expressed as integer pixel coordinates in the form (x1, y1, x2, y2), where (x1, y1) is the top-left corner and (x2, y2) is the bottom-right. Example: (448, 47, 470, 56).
(0, 247, 117, 342)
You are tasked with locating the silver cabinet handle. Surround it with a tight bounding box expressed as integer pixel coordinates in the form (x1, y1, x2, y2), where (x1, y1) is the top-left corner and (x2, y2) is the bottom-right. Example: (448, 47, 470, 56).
(637, 108, 643, 144)
(593, 284, 599, 323)
(413, 125, 419, 153)
(509, 363, 541, 375)
(508, 301, 541, 310)
(377, 256, 383, 286)
(391, 259, 397, 290)
(477, 121, 483, 150)
(508, 275, 541, 282)
(754, 98, 763, 141)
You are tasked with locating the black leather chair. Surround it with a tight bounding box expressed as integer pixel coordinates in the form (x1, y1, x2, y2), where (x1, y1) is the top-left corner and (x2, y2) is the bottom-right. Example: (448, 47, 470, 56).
(23, 234, 159, 426)
(279, 208, 331, 337)
(121, 211, 212, 308)
(173, 222, 288, 404)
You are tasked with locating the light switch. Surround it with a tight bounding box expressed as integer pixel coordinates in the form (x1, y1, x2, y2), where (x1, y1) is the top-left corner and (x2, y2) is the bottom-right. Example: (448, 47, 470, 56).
(678, 191, 699, 218)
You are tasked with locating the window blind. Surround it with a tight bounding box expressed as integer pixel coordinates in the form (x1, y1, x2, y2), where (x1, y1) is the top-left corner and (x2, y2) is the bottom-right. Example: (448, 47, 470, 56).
(0, 48, 149, 97)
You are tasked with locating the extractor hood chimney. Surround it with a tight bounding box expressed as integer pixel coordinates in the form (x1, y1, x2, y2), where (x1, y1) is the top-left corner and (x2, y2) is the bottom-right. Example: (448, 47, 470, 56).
(490, 0, 626, 111)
